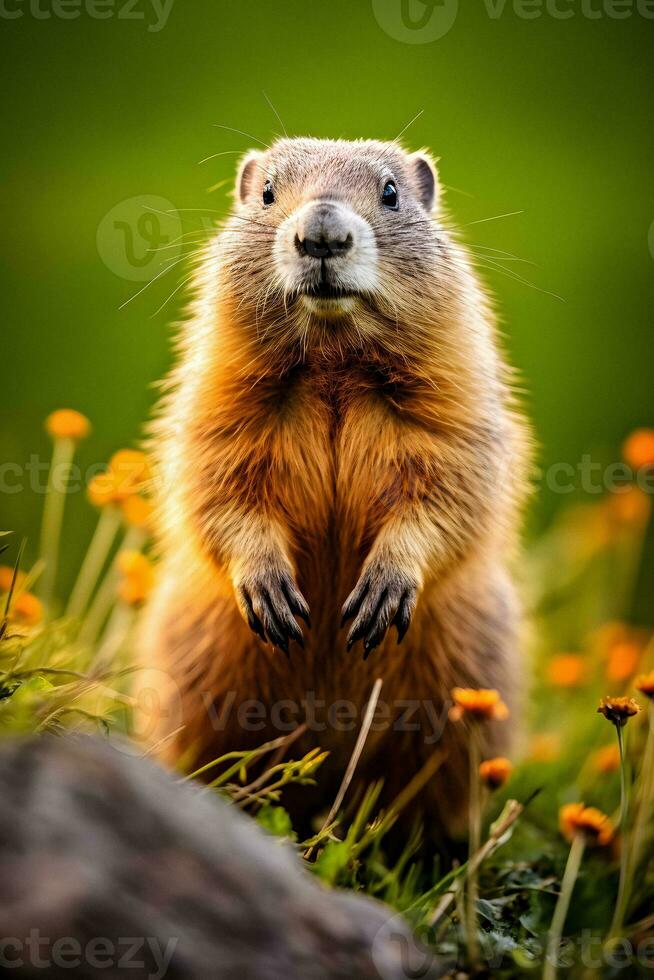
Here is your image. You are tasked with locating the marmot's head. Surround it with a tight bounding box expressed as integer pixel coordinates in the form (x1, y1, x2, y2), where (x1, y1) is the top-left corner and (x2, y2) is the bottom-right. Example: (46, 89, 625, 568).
(218, 138, 453, 350)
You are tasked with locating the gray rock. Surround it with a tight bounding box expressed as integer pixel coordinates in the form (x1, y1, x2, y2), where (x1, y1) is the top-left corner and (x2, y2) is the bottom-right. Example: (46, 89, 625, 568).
(0, 735, 447, 979)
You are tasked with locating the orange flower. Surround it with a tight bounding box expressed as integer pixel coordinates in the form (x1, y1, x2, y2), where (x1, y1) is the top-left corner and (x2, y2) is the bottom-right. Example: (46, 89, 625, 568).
(45, 409, 90, 441)
(8, 592, 43, 626)
(606, 641, 640, 683)
(0, 566, 26, 593)
(592, 744, 621, 775)
(530, 732, 561, 763)
(622, 428, 654, 470)
(87, 472, 132, 508)
(121, 494, 154, 529)
(635, 671, 654, 700)
(597, 696, 641, 727)
(88, 450, 152, 509)
(608, 487, 651, 527)
(109, 449, 151, 493)
(548, 654, 586, 689)
(117, 551, 154, 606)
(450, 688, 509, 722)
(559, 803, 613, 847)
(479, 757, 513, 790)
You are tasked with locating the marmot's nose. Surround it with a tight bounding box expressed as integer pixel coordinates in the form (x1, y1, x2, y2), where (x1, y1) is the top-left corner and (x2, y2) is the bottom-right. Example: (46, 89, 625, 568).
(297, 234, 353, 259)
(295, 202, 354, 259)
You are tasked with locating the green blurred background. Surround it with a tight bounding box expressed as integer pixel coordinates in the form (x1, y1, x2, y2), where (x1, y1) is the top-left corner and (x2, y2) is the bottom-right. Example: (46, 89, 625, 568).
(2, 0, 654, 604)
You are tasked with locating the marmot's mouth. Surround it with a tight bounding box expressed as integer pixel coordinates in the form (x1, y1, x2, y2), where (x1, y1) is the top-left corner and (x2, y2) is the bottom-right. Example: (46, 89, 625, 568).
(303, 282, 357, 301)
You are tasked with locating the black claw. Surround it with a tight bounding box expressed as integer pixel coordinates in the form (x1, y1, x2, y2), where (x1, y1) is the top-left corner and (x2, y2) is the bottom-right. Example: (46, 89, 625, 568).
(346, 622, 367, 650)
(363, 637, 381, 660)
(242, 588, 267, 643)
(248, 612, 267, 643)
(282, 578, 311, 628)
(341, 578, 369, 626)
(393, 592, 414, 645)
(268, 628, 289, 654)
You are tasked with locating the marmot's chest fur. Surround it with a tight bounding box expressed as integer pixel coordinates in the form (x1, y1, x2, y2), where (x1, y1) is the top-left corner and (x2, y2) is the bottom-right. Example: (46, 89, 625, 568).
(262, 358, 428, 549)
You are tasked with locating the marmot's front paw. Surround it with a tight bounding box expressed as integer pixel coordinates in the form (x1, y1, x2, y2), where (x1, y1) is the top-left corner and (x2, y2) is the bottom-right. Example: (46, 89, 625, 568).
(235, 566, 310, 654)
(341, 561, 418, 659)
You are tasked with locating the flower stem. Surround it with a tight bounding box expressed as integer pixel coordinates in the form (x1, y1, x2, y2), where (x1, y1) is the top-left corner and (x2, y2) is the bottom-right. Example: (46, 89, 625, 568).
(79, 527, 145, 647)
(627, 702, 654, 887)
(543, 833, 586, 980)
(66, 506, 123, 620)
(38, 437, 76, 609)
(609, 724, 631, 938)
(466, 729, 482, 971)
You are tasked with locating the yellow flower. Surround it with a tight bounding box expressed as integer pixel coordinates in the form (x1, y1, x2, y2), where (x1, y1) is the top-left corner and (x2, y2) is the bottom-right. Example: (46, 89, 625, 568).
(529, 732, 561, 763)
(121, 494, 154, 529)
(8, 591, 43, 627)
(450, 688, 509, 722)
(548, 654, 586, 689)
(479, 757, 513, 790)
(559, 803, 613, 847)
(592, 744, 621, 775)
(635, 670, 654, 700)
(597, 696, 641, 727)
(606, 641, 640, 683)
(45, 409, 90, 441)
(622, 428, 654, 470)
(117, 551, 154, 606)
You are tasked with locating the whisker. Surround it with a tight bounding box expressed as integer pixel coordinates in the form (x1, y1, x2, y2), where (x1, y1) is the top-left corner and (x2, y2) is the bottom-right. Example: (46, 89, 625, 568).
(150, 272, 196, 318)
(394, 108, 424, 144)
(198, 149, 246, 166)
(263, 91, 288, 138)
(466, 245, 534, 265)
(464, 210, 524, 227)
(118, 253, 189, 310)
(213, 124, 271, 149)
(476, 256, 564, 302)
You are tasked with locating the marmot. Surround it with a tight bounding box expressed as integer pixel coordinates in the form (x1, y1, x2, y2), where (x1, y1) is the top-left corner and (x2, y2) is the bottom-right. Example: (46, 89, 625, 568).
(140, 138, 530, 837)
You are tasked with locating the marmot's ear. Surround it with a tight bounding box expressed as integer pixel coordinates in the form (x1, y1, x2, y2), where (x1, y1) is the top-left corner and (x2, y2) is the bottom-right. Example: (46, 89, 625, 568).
(410, 152, 440, 212)
(236, 150, 263, 203)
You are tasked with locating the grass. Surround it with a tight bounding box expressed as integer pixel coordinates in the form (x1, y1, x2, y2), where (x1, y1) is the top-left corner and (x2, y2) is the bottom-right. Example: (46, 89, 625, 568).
(1, 415, 653, 978)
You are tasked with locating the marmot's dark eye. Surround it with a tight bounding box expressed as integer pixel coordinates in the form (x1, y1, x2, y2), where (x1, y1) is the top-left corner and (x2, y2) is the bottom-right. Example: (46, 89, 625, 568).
(263, 181, 275, 206)
(381, 180, 398, 209)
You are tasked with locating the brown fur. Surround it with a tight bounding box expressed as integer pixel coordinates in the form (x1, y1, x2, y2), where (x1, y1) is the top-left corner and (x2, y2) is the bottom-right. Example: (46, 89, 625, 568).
(139, 138, 530, 837)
